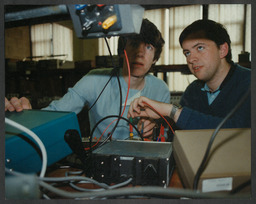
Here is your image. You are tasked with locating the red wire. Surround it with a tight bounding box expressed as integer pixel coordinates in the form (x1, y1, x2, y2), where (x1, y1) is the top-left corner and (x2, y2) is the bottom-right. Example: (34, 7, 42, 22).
(120, 49, 130, 117)
(143, 101, 175, 134)
(84, 118, 118, 151)
(85, 49, 131, 150)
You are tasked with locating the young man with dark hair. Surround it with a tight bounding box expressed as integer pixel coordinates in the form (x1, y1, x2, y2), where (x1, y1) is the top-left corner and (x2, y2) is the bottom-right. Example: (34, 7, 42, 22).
(128, 19, 251, 129)
(5, 18, 170, 140)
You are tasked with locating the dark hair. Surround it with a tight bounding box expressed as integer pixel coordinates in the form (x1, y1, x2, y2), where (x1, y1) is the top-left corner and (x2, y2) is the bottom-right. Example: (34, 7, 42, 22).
(179, 19, 232, 64)
(118, 18, 165, 62)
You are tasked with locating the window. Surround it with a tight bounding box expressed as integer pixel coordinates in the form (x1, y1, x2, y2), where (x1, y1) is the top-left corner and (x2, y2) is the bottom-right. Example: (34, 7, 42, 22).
(97, 4, 251, 92)
(208, 4, 251, 62)
(31, 23, 73, 61)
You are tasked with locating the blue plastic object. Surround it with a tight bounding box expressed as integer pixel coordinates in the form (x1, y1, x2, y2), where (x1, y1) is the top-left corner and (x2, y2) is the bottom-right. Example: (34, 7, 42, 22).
(75, 4, 87, 10)
(5, 110, 81, 174)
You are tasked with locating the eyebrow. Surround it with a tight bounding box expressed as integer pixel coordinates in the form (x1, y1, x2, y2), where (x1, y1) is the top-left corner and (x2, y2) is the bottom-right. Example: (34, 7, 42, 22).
(183, 42, 206, 52)
(192, 42, 206, 48)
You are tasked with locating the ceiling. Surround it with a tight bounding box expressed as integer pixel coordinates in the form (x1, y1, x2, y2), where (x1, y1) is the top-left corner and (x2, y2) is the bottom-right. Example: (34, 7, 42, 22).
(4, 4, 182, 28)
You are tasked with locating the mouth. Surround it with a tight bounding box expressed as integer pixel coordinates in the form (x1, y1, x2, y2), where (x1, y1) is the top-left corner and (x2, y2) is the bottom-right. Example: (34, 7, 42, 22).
(192, 65, 203, 72)
(131, 63, 144, 69)
(132, 62, 144, 66)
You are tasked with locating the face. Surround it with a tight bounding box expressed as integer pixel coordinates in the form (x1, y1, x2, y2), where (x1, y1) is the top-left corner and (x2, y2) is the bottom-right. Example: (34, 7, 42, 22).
(182, 38, 224, 83)
(123, 39, 156, 78)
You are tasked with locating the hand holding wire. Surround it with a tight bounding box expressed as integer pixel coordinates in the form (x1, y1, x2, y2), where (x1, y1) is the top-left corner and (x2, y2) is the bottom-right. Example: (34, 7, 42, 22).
(128, 96, 162, 119)
(127, 96, 175, 135)
(137, 118, 155, 139)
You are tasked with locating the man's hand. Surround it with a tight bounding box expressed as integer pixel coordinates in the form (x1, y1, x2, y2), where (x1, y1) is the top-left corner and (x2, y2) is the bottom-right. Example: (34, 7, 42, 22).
(137, 118, 155, 139)
(128, 96, 171, 119)
(5, 97, 32, 112)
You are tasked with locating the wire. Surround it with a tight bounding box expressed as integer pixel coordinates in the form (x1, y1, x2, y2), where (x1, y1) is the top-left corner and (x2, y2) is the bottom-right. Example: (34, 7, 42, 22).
(142, 102, 175, 134)
(6, 167, 131, 196)
(87, 115, 143, 151)
(88, 68, 118, 111)
(107, 66, 123, 139)
(5, 167, 27, 176)
(88, 38, 123, 152)
(6, 167, 113, 194)
(102, 37, 124, 137)
(5, 167, 109, 190)
(38, 180, 250, 199)
(120, 49, 130, 117)
(68, 176, 132, 192)
(5, 118, 47, 178)
(91, 71, 122, 145)
(193, 87, 251, 190)
(69, 182, 108, 192)
(109, 178, 133, 189)
(104, 38, 115, 63)
(41, 176, 110, 189)
(88, 48, 131, 151)
(6, 167, 249, 199)
(86, 118, 118, 151)
(229, 179, 251, 194)
(88, 37, 120, 111)
(97, 49, 131, 140)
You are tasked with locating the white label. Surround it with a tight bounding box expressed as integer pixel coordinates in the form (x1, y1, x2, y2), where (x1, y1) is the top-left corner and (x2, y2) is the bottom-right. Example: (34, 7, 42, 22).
(120, 156, 134, 161)
(202, 177, 233, 192)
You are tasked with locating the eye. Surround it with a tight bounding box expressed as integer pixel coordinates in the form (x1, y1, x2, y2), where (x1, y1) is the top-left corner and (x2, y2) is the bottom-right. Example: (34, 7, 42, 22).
(146, 44, 153, 50)
(197, 46, 204, 51)
(183, 51, 190, 57)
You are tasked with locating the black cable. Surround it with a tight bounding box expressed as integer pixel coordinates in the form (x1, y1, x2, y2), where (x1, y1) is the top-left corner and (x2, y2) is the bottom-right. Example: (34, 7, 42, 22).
(104, 38, 123, 140)
(91, 74, 123, 150)
(98, 116, 143, 148)
(229, 179, 251, 194)
(87, 38, 123, 153)
(88, 68, 118, 111)
(193, 87, 251, 190)
(88, 115, 143, 152)
(107, 69, 122, 139)
(89, 67, 122, 147)
(88, 37, 120, 111)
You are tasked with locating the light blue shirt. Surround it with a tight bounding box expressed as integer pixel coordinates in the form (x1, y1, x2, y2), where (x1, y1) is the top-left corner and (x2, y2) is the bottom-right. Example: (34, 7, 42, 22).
(43, 68, 170, 140)
(201, 83, 220, 105)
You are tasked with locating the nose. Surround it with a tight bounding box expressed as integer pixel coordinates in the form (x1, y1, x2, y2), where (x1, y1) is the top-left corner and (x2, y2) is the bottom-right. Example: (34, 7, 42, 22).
(187, 51, 198, 64)
(135, 43, 145, 57)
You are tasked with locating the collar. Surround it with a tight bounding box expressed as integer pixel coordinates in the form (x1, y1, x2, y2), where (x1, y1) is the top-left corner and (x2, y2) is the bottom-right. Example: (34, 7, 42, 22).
(201, 83, 220, 93)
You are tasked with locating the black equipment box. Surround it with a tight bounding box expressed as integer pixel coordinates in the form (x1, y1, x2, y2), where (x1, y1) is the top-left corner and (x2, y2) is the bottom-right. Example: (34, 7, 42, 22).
(87, 140, 174, 187)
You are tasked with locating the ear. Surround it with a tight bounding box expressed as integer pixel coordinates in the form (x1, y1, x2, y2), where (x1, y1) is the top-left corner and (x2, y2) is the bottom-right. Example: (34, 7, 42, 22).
(219, 42, 229, 59)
